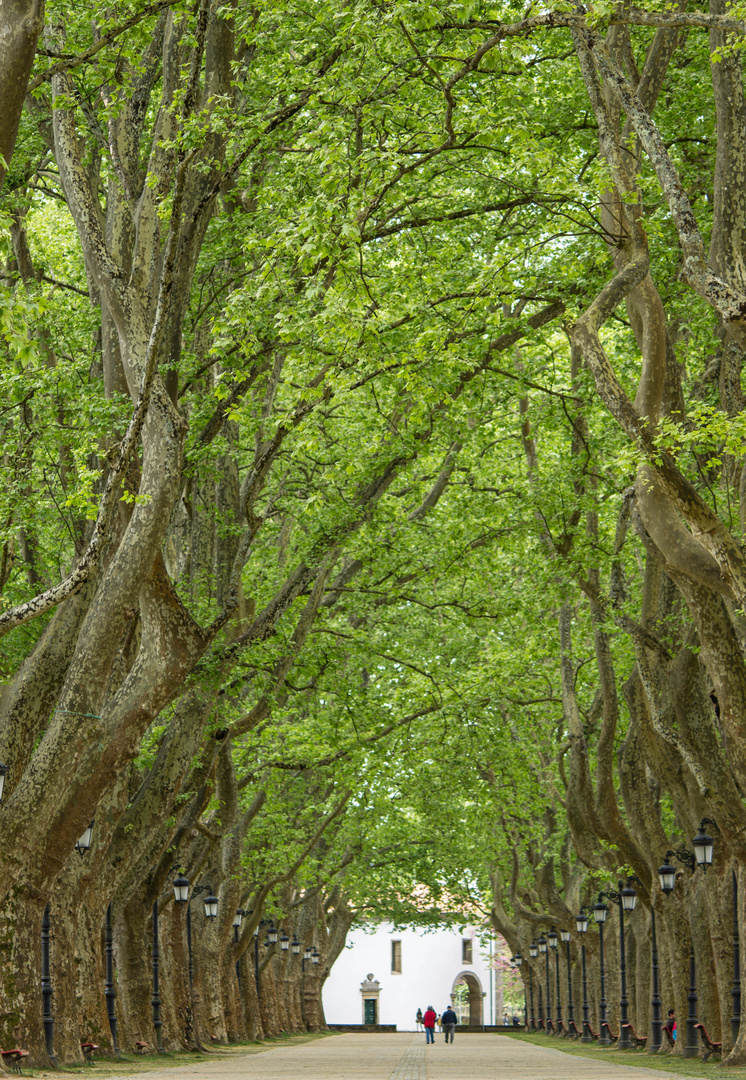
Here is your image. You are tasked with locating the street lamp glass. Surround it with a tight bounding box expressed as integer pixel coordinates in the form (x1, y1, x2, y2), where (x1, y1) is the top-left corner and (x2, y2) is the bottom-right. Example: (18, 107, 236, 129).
(593, 900, 608, 923)
(538, 935, 547, 953)
(529, 943, 538, 958)
(268, 925, 278, 944)
(0, 762, 7, 801)
(547, 928, 558, 949)
(575, 914, 588, 934)
(311, 949, 320, 965)
(280, 932, 290, 951)
(291, 938, 301, 955)
(658, 861, 677, 894)
(233, 910, 244, 928)
(560, 929, 570, 943)
(693, 824, 714, 869)
(75, 820, 95, 854)
(514, 953, 523, 966)
(173, 874, 190, 903)
(204, 892, 219, 919)
(621, 885, 637, 912)
(304, 946, 312, 960)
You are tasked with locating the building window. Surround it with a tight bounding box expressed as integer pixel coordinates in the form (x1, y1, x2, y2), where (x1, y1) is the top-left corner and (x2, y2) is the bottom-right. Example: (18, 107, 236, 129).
(391, 940, 402, 973)
(462, 938, 473, 964)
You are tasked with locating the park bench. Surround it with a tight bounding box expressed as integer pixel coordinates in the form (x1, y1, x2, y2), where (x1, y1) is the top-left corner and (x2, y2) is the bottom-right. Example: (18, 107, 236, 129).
(81, 1041, 99, 1062)
(695, 1023, 722, 1061)
(1, 1049, 30, 1075)
(601, 1021, 619, 1043)
(621, 1023, 647, 1048)
(584, 1022, 600, 1040)
(546, 1019, 555, 1034)
(663, 1026, 675, 1048)
(536, 1018, 545, 1031)
(556, 1019, 567, 1036)
(566, 1020, 583, 1039)
(135, 1041, 150, 1054)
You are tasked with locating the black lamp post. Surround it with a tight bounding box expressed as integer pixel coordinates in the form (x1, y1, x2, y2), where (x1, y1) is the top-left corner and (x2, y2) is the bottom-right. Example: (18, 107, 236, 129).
(104, 904, 120, 1056)
(151, 900, 164, 1052)
(598, 880, 636, 1049)
(41, 903, 57, 1066)
(593, 898, 609, 1046)
(512, 954, 525, 1028)
(650, 906, 662, 1052)
(280, 930, 290, 952)
(733, 869, 741, 1045)
(658, 819, 717, 1054)
(528, 942, 538, 1029)
(560, 929, 574, 1032)
(0, 762, 8, 801)
(538, 934, 551, 1032)
(685, 938, 699, 1058)
(549, 927, 562, 1033)
(291, 937, 301, 956)
(576, 911, 592, 1043)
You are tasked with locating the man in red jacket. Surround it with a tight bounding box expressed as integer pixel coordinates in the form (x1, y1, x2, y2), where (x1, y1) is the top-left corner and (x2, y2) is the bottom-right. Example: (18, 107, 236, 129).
(423, 1006, 437, 1043)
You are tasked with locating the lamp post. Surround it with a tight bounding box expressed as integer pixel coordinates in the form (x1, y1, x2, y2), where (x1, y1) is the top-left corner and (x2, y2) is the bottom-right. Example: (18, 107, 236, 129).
(560, 929, 574, 1033)
(104, 904, 120, 1056)
(0, 762, 8, 801)
(538, 934, 551, 1032)
(684, 938, 699, 1058)
(529, 942, 538, 1029)
(650, 906, 662, 1052)
(548, 928, 562, 1033)
(151, 900, 164, 1052)
(733, 869, 741, 1045)
(576, 911, 592, 1043)
(233, 909, 245, 991)
(598, 880, 637, 1049)
(593, 898, 609, 1046)
(41, 903, 57, 1066)
(512, 954, 525, 1029)
(658, 820, 717, 1053)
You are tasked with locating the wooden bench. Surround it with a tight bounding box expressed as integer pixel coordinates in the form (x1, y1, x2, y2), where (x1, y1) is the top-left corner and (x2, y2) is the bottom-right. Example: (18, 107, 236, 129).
(546, 1019, 555, 1034)
(584, 1022, 600, 1040)
(1, 1050, 30, 1075)
(695, 1023, 722, 1061)
(567, 1020, 583, 1040)
(537, 1018, 545, 1031)
(557, 1019, 567, 1036)
(81, 1042, 99, 1062)
(622, 1023, 647, 1048)
(135, 1041, 150, 1054)
(601, 1022, 619, 1043)
(663, 1025, 675, 1047)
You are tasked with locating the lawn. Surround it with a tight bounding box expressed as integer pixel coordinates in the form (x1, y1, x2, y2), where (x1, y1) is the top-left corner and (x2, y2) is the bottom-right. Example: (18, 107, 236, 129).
(506, 1031, 743, 1078)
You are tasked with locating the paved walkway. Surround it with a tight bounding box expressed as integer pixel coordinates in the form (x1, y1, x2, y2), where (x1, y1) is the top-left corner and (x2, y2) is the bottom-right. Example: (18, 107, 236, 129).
(93, 1033, 699, 1080)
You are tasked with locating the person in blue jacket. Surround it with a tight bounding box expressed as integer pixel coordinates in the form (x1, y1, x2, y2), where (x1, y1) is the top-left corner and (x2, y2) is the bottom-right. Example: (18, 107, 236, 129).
(441, 1005, 458, 1043)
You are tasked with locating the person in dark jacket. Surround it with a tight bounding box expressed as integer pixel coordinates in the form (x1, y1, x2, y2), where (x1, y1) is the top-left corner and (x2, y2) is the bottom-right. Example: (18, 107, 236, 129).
(441, 1006, 458, 1043)
(423, 1006, 437, 1043)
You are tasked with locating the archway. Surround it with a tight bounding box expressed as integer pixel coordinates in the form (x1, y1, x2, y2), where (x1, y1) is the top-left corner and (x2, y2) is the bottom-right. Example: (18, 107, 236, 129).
(451, 971, 483, 1026)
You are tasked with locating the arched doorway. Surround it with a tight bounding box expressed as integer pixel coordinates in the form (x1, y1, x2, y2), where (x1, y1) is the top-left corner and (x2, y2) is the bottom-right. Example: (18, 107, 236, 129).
(451, 971, 483, 1026)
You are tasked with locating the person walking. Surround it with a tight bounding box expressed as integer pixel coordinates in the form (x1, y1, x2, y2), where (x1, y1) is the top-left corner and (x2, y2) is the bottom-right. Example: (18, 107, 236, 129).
(442, 1005, 458, 1043)
(416, 1008, 423, 1031)
(423, 1006, 437, 1044)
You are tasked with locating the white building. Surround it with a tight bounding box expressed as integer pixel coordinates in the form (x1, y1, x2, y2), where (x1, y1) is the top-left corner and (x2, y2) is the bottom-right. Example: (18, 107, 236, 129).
(322, 923, 504, 1030)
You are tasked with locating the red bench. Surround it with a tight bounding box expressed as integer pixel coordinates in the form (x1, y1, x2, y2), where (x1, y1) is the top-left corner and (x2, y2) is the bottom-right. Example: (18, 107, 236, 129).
(601, 1021, 619, 1043)
(622, 1023, 647, 1048)
(135, 1041, 150, 1054)
(546, 1019, 555, 1034)
(557, 1019, 567, 1036)
(566, 1020, 582, 1039)
(537, 1018, 545, 1031)
(1, 1049, 30, 1075)
(663, 1025, 675, 1048)
(695, 1023, 722, 1061)
(81, 1041, 99, 1062)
